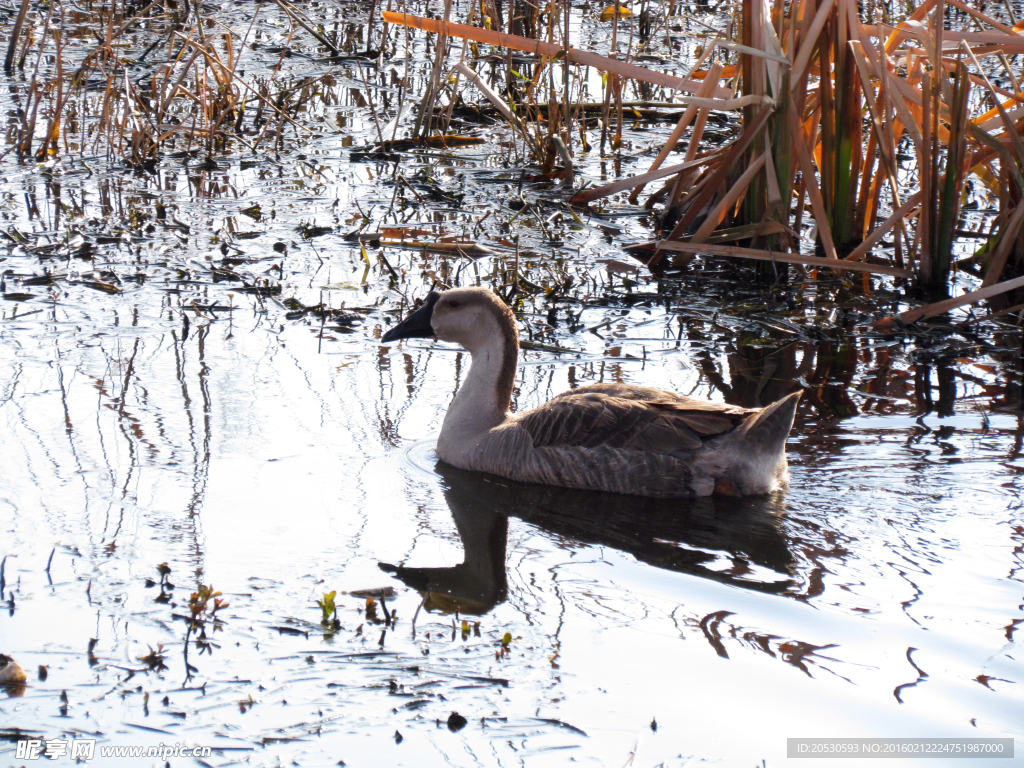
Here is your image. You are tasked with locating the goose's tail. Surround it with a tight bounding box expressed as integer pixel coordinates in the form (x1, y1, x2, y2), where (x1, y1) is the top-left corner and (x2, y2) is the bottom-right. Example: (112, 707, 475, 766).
(735, 391, 802, 456)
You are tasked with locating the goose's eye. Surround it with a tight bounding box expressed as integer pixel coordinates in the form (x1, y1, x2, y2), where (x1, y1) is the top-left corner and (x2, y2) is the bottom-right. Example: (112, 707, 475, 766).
(448, 300, 461, 309)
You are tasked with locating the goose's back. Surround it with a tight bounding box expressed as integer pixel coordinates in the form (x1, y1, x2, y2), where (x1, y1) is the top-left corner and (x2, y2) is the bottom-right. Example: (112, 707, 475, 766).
(443, 385, 797, 498)
(518, 383, 756, 450)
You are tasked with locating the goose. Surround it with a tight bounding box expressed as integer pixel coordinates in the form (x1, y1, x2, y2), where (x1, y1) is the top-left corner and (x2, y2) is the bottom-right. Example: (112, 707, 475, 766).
(382, 287, 801, 498)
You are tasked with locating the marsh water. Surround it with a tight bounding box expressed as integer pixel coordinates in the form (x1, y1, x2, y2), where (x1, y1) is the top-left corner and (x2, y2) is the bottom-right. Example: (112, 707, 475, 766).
(2, 0, 1024, 765)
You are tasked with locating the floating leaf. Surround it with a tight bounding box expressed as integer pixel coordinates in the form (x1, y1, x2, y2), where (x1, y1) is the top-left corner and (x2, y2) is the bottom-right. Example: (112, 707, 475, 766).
(81, 281, 121, 294)
(599, 4, 632, 21)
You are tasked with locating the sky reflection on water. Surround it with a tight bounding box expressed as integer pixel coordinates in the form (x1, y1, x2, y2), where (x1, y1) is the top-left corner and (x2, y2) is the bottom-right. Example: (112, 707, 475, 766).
(1, 292, 1022, 765)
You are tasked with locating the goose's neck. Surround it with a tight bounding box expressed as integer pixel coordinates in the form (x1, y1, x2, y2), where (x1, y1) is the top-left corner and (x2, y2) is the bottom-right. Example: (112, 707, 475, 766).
(441, 325, 518, 440)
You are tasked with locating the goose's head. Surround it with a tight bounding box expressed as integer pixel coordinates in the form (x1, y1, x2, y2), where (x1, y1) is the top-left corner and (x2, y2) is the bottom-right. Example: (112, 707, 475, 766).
(382, 288, 518, 353)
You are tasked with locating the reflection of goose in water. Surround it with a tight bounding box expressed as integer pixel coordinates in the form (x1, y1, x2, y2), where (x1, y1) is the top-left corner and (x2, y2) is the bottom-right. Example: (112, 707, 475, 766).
(380, 460, 798, 617)
(382, 288, 801, 497)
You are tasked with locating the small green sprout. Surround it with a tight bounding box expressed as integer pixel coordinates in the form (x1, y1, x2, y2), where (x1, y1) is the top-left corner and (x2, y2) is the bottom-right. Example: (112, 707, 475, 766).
(497, 632, 513, 659)
(317, 591, 337, 623)
(317, 591, 340, 630)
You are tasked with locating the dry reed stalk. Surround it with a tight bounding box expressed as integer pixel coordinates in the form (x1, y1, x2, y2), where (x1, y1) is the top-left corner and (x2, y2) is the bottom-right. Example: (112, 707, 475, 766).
(878, 65, 924, 156)
(787, 102, 838, 260)
(944, 0, 1016, 34)
(414, 0, 452, 139)
(869, 37, 902, 239)
(848, 43, 906, 211)
(689, 152, 769, 244)
(738, 0, 766, 246)
(763, 128, 782, 204)
(4, 0, 31, 73)
(981, 203, 1024, 287)
(974, 87, 1024, 125)
(272, 0, 342, 56)
(834, 0, 864, 250)
(876, 273, 1024, 327)
(437, 1, 475, 135)
(790, 175, 807, 243)
(968, 121, 1024, 194)
(357, 60, 386, 147)
(932, 55, 971, 288)
(790, 0, 833, 86)
(704, 220, 789, 243)
(967, 53, 1024, 169)
(853, 104, 880, 238)
(667, 162, 717, 214)
(690, 65, 738, 80)
(844, 192, 923, 262)
(532, 100, 707, 111)
(173, 33, 307, 133)
(552, 136, 573, 185)
(872, 25, 1024, 52)
(606, 0, 622, 152)
(657, 103, 774, 248)
(560, 0, 571, 143)
(454, 61, 541, 157)
(712, 36, 790, 67)
(380, 11, 762, 106)
(960, 302, 1024, 325)
(570, 149, 727, 205)
(629, 59, 723, 203)
(655, 240, 911, 277)
(14, 0, 59, 159)
(919, 69, 933, 281)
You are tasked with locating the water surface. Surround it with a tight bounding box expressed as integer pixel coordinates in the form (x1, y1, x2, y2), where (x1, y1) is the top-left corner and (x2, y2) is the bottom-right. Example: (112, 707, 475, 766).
(2, 0, 1023, 764)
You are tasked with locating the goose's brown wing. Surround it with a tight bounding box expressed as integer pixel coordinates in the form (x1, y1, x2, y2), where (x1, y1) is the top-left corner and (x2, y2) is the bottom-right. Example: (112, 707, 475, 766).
(515, 388, 753, 454)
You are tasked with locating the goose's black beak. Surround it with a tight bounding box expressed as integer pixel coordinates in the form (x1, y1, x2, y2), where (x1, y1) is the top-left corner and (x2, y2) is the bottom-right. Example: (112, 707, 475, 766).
(382, 291, 441, 343)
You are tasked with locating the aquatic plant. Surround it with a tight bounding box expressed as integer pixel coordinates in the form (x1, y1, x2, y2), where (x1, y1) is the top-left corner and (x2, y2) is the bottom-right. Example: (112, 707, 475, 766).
(181, 584, 228, 676)
(384, 0, 1024, 319)
(5, 0, 1024, 322)
(316, 590, 341, 629)
(138, 644, 168, 672)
